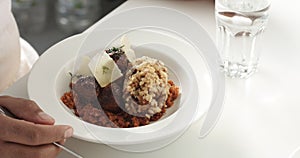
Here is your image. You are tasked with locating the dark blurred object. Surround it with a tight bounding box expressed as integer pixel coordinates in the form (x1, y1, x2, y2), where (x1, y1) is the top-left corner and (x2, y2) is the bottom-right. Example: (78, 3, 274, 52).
(12, 0, 48, 34)
(11, 0, 125, 55)
(55, 0, 101, 34)
(101, 0, 125, 15)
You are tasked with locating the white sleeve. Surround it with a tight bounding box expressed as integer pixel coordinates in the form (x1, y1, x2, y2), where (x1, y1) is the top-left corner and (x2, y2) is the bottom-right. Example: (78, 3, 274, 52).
(0, 0, 21, 92)
(15, 38, 39, 81)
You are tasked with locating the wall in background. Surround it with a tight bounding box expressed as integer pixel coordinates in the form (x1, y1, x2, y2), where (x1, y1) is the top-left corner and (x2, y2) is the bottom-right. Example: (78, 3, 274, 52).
(12, 0, 125, 55)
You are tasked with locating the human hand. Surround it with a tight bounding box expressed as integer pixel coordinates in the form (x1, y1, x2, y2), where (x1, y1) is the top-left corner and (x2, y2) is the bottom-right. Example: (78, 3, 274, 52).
(0, 96, 74, 158)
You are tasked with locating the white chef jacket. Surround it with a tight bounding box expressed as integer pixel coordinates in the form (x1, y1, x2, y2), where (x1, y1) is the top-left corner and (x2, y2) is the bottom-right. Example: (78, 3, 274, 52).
(0, 0, 38, 92)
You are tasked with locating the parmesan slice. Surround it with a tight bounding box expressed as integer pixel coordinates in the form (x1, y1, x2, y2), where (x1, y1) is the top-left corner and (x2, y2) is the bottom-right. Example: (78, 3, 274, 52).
(121, 35, 135, 62)
(76, 56, 92, 76)
(88, 51, 123, 87)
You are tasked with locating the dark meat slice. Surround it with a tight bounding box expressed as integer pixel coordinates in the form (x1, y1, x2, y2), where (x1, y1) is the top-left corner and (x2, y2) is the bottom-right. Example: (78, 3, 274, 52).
(90, 47, 130, 113)
(70, 73, 126, 114)
(98, 77, 124, 113)
(93, 48, 130, 113)
(77, 104, 103, 124)
(106, 47, 130, 74)
(114, 54, 130, 74)
(72, 76, 100, 103)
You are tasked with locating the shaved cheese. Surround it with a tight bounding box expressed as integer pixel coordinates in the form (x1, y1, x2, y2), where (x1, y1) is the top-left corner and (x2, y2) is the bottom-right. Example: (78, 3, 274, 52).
(121, 35, 136, 62)
(76, 56, 92, 76)
(88, 51, 123, 87)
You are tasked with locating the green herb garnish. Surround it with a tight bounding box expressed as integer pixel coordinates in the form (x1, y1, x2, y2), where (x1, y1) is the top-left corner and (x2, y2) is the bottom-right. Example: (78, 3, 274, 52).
(106, 45, 125, 54)
(69, 72, 73, 77)
(102, 66, 109, 74)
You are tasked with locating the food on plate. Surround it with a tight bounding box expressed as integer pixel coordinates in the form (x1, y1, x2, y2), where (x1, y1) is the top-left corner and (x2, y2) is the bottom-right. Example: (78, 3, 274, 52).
(61, 36, 179, 128)
(123, 56, 169, 118)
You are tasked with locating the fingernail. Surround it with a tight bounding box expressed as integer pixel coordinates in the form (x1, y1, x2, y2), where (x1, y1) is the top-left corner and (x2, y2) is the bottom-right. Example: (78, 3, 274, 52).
(64, 128, 73, 138)
(38, 112, 54, 121)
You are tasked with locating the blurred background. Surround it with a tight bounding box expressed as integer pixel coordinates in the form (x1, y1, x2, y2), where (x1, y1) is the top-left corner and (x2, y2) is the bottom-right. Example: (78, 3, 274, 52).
(12, 0, 126, 55)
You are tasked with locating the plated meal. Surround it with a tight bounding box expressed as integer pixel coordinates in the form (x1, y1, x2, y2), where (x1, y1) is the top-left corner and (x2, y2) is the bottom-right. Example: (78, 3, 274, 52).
(27, 9, 216, 149)
(61, 36, 180, 128)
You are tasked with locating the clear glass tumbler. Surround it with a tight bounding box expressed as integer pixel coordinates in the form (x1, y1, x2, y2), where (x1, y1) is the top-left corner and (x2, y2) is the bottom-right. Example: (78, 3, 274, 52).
(215, 0, 271, 78)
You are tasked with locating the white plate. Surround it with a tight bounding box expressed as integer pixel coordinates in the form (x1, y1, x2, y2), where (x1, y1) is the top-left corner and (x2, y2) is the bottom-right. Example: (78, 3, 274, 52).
(28, 28, 209, 138)
(28, 7, 222, 152)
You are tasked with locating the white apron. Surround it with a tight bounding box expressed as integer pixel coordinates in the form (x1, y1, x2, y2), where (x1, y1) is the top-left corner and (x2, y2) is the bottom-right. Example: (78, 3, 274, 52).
(0, 0, 38, 92)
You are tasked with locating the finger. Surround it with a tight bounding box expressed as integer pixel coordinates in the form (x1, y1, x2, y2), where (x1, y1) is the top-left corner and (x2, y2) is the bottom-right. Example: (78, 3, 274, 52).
(0, 96, 55, 125)
(0, 115, 73, 146)
(0, 141, 62, 158)
(58, 139, 67, 145)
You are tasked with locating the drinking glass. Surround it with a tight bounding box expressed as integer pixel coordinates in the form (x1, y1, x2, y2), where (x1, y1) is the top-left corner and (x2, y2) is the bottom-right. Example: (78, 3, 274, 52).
(215, 0, 271, 78)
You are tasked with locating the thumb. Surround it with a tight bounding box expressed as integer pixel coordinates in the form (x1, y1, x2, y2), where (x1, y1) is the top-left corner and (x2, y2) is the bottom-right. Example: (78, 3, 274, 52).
(0, 96, 55, 125)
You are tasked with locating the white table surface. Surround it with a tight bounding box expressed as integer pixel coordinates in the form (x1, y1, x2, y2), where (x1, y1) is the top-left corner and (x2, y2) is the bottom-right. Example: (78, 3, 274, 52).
(3, 0, 300, 158)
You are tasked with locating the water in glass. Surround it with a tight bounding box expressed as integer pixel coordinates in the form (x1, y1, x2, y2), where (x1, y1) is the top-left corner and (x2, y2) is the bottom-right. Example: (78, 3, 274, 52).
(215, 0, 270, 78)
